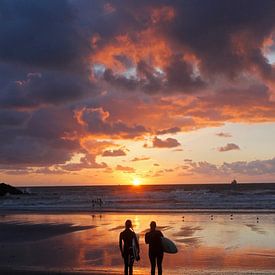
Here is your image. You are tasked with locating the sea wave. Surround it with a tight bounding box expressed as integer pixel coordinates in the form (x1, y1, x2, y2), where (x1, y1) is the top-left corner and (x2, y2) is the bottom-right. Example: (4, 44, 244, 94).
(1, 183, 275, 212)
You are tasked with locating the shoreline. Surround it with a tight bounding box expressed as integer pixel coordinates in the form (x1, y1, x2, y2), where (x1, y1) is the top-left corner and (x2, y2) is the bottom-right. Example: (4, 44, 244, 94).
(1, 208, 275, 215)
(1, 267, 274, 275)
(0, 268, 122, 275)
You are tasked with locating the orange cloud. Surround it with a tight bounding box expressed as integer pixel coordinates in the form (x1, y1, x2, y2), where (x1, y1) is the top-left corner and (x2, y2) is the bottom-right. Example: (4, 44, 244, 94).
(151, 136, 181, 148)
(116, 165, 135, 173)
(131, 156, 150, 162)
(91, 28, 172, 71)
(102, 149, 127, 157)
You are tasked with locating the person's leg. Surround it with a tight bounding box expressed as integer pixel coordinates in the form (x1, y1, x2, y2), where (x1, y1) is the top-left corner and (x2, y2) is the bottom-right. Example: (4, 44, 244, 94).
(129, 251, 135, 275)
(157, 253, 163, 275)
(124, 254, 129, 275)
(149, 253, 156, 275)
(129, 263, 133, 275)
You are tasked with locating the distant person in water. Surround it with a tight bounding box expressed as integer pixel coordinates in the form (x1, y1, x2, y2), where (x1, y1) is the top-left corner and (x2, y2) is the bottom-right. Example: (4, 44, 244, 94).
(119, 219, 139, 275)
(145, 221, 164, 275)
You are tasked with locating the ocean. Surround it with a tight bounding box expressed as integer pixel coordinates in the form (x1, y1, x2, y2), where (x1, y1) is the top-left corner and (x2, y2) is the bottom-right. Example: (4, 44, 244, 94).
(1, 183, 275, 212)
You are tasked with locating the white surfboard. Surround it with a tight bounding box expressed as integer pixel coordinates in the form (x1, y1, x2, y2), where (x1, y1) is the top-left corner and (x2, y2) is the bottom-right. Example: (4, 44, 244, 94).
(161, 237, 178, 254)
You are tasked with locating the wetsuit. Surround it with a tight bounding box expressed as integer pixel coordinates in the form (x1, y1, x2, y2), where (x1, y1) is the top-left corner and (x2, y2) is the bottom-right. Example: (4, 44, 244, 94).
(119, 228, 139, 275)
(145, 229, 164, 275)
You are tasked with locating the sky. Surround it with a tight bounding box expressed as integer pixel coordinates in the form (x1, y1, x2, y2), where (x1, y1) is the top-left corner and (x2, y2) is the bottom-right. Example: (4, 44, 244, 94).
(1, 0, 275, 186)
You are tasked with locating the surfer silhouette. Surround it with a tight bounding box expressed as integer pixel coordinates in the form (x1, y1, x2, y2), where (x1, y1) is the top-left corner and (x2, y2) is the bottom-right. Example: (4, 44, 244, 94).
(145, 221, 164, 275)
(119, 219, 140, 275)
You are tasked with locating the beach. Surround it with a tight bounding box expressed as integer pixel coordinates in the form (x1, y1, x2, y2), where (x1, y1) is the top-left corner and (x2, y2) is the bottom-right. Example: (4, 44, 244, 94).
(2, 0, 275, 273)
(1, 211, 275, 274)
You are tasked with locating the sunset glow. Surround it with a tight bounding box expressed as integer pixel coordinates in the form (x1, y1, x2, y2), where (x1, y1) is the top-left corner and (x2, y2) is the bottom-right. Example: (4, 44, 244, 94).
(1, 1, 275, 186)
(132, 178, 141, 186)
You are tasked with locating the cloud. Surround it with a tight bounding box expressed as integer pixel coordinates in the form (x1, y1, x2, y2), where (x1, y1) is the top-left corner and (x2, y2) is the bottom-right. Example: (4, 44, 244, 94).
(61, 154, 107, 171)
(0, 135, 78, 167)
(102, 55, 206, 94)
(91, 0, 275, 94)
(116, 165, 135, 173)
(1, 0, 275, 180)
(156, 127, 181, 135)
(76, 107, 148, 138)
(0, 110, 30, 126)
(0, 71, 94, 109)
(151, 136, 181, 148)
(181, 157, 275, 176)
(163, 0, 275, 80)
(35, 167, 65, 175)
(131, 156, 150, 162)
(0, 0, 90, 70)
(218, 143, 240, 152)
(216, 132, 232, 138)
(102, 149, 127, 157)
(187, 161, 220, 175)
(221, 158, 275, 175)
(184, 159, 192, 162)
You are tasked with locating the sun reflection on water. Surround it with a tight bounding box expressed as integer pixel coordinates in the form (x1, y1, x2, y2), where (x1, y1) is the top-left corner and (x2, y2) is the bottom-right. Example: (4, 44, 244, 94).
(1, 213, 275, 274)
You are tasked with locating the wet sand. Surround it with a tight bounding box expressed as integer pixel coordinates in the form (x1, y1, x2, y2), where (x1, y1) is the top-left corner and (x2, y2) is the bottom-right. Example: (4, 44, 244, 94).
(0, 212, 275, 274)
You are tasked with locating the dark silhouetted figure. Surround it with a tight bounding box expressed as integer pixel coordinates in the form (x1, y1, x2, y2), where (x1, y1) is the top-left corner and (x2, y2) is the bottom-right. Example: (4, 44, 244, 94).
(145, 221, 164, 275)
(119, 219, 139, 275)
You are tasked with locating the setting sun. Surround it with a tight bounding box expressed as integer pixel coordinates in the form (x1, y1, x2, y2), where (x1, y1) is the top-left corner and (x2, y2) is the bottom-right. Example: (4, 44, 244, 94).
(132, 178, 141, 186)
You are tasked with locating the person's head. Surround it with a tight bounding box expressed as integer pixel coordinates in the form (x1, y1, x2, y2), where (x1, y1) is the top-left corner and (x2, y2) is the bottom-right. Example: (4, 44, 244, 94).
(150, 221, 156, 231)
(125, 219, 132, 229)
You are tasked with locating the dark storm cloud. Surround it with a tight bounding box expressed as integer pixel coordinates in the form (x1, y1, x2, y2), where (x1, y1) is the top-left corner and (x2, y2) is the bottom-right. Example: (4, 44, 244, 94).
(103, 57, 206, 94)
(96, 0, 275, 94)
(79, 0, 151, 44)
(103, 68, 139, 91)
(0, 107, 81, 167)
(0, 110, 29, 126)
(0, 71, 93, 108)
(0, 135, 77, 166)
(0, 0, 90, 70)
(0, 0, 99, 111)
(79, 107, 148, 138)
(163, 0, 275, 79)
(164, 55, 205, 91)
(26, 107, 81, 139)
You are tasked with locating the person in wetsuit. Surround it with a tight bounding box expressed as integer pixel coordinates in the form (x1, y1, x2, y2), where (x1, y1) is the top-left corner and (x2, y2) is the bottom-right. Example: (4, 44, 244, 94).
(145, 221, 164, 275)
(119, 219, 139, 275)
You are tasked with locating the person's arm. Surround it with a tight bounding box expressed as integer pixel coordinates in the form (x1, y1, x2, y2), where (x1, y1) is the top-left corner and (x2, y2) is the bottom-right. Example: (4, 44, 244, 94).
(160, 230, 164, 237)
(145, 232, 149, 244)
(134, 233, 140, 252)
(119, 232, 123, 257)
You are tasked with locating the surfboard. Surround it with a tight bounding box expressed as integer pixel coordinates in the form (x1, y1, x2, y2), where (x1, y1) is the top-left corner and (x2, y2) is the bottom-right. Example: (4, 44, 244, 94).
(132, 234, 140, 261)
(161, 237, 178, 254)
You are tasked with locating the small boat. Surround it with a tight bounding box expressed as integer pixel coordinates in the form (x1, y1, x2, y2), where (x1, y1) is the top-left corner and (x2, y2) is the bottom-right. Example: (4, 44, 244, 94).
(231, 179, 237, 185)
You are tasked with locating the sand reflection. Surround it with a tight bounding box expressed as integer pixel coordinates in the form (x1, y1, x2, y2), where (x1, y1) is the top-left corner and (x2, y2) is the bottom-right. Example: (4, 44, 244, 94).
(0, 213, 275, 273)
